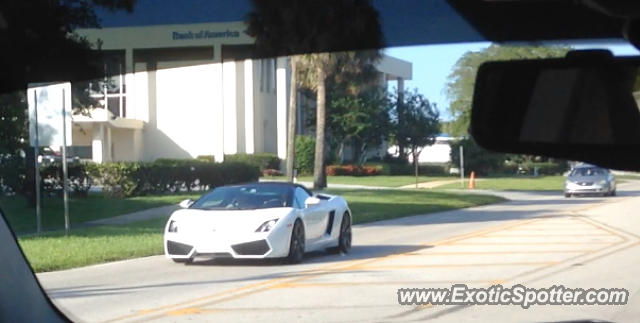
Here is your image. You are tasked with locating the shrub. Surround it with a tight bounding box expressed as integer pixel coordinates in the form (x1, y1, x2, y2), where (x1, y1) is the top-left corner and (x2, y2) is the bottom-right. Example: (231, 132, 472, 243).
(262, 168, 283, 176)
(196, 155, 215, 162)
(450, 138, 506, 176)
(0, 154, 26, 195)
(114, 160, 260, 197)
(326, 165, 381, 176)
(38, 162, 97, 198)
(98, 162, 140, 198)
(224, 153, 280, 171)
(19, 158, 261, 199)
(418, 164, 448, 176)
(295, 135, 315, 175)
(518, 161, 569, 176)
(364, 161, 412, 175)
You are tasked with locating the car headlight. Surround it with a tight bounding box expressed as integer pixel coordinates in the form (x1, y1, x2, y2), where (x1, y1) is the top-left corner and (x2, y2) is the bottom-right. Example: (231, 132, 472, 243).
(168, 220, 178, 233)
(255, 219, 279, 232)
(598, 180, 607, 186)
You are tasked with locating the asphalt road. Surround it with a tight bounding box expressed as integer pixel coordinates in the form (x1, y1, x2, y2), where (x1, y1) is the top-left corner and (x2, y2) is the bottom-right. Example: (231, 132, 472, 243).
(38, 183, 640, 322)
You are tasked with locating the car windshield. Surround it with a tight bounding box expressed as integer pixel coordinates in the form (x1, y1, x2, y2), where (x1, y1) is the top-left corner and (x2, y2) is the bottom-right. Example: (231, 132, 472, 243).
(570, 167, 606, 177)
(190, 185, 292, 210)
(2, 1, 640, 323)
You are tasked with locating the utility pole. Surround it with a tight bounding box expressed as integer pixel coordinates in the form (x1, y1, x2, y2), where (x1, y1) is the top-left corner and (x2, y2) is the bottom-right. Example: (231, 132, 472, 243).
(460, 146, 464, 188)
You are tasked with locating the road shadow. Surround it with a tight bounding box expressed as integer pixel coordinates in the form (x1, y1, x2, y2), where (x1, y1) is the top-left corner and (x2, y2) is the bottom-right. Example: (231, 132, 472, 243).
(189, 244, 431, 267)
(43, 244, 431, 299)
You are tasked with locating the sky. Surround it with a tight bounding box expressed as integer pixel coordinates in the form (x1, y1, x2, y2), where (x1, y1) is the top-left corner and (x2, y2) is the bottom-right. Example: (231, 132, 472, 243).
(385, 41, 640, 121)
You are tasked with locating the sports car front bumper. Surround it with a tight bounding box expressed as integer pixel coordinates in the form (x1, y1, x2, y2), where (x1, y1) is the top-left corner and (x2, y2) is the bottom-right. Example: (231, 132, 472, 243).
(164, 225, 292, 260)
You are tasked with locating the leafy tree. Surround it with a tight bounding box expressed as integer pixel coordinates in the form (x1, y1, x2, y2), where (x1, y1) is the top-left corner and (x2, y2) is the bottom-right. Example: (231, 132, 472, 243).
(390, 89, 440, 180)
(297, 50, 382, 187)
(294, 135, 315, 175)
(330, 87, 389, 164)
(445, 44, 570, 136)
(450, 137, 506, 176)
(246, 0, 384, 189)
(0, 0, 134, 200)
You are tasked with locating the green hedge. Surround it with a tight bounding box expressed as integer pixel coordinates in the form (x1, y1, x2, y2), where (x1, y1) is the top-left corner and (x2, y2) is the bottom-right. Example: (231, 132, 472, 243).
(35, 159, 260, 198)
(40, 162, 98, 198)
(516, 161, 569, 176)
(224, 153, 280, 171)
(295, 135, 315, 175)
(365, 162, 449, 176)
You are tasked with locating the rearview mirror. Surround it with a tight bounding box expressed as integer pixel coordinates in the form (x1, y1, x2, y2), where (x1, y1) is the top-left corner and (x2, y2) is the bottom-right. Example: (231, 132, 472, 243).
(179, 199, 194, 208)
(471, 50, 640, 171)
(305, 196, 321, 208)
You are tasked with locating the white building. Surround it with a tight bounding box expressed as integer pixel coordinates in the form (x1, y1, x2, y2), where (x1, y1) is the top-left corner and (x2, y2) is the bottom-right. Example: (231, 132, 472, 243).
(69, 21, 411, 166)
(388, 135, 459, 164)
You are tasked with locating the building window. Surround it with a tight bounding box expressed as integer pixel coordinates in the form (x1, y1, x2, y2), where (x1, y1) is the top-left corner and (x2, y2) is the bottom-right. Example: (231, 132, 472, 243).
(88, 51, 127, 118)
(271, 58, 276, 93)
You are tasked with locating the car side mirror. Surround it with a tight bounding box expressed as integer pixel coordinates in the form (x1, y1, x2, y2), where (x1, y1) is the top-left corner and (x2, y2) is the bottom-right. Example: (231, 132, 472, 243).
(179, 199, 194, 208)
(305, 196, 321, 208)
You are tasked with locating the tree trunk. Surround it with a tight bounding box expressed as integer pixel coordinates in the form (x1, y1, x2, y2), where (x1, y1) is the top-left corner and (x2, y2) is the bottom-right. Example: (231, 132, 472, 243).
(313, 63, 327, 189)
(397, 89, 406, 160)
(413, 148, 419, 189)
(286, 56, 298, 182)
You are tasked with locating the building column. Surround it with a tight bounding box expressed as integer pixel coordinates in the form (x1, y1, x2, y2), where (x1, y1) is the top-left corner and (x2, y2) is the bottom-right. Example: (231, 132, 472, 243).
(92, 123, 104, 163)
(276, 59, 288, 160)
(213, 45, 225, 163)
(105, 126, 113, 162)
(132, 128, 143, 161)
(244, 59, 255, 154)
(124, 48, 134, 119)
(222, 60, 237, 156)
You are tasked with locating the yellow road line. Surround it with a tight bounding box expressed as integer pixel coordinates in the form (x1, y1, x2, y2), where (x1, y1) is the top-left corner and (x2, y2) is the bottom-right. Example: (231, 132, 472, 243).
(450, 241, 618, 245)
(355, 262, 557, 270)
(113, 218, 543, 321)
(269, 280, 497, 289)
(396, 250, 596, 255)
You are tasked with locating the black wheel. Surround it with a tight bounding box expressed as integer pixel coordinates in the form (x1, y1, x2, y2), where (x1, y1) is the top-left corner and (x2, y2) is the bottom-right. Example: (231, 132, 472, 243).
(564, 193, 571, 198)
(329, 213, 352, 254)
(337, 213, 352, 253)
(611, 189, 616, 196)
(286, 220, 305, 264)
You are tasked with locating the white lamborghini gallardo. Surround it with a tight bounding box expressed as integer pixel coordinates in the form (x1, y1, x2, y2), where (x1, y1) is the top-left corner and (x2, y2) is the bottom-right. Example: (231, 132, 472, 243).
(164, 182, 352, 264)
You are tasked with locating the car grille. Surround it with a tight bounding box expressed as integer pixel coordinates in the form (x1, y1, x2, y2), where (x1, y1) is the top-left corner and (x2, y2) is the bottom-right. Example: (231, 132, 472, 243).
(231, 240, 270, 256)
(578, 182, 594, 186)
(166, 240, 193, 256)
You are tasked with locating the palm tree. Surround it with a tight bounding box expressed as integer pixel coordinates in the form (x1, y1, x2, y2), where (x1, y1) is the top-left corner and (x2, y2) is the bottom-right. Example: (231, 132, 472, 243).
(297, 51, 382, 188)
(246, 0, 384, 189)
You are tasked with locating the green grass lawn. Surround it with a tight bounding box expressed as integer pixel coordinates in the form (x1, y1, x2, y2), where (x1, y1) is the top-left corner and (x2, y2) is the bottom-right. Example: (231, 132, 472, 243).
(263, 175, 455, 187)
(1, 193, 201, 233)
(16, 188, 503, 272)
(325, 189, 504, 224)
(18, 217, 167, 273)
(439, 175, 565, 191)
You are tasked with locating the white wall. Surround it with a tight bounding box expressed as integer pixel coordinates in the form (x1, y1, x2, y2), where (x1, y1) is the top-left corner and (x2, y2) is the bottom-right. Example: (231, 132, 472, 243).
(144, 61, 219, 160)
(111, 129, 136, 161)
(416, 143, 452, 163)
(253, 59, 278, 154)
(71, 126, 92, 146)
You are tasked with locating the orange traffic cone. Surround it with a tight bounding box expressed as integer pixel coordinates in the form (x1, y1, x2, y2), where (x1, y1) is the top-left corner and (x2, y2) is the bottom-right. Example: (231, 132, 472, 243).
(468, 171, 476, 189)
